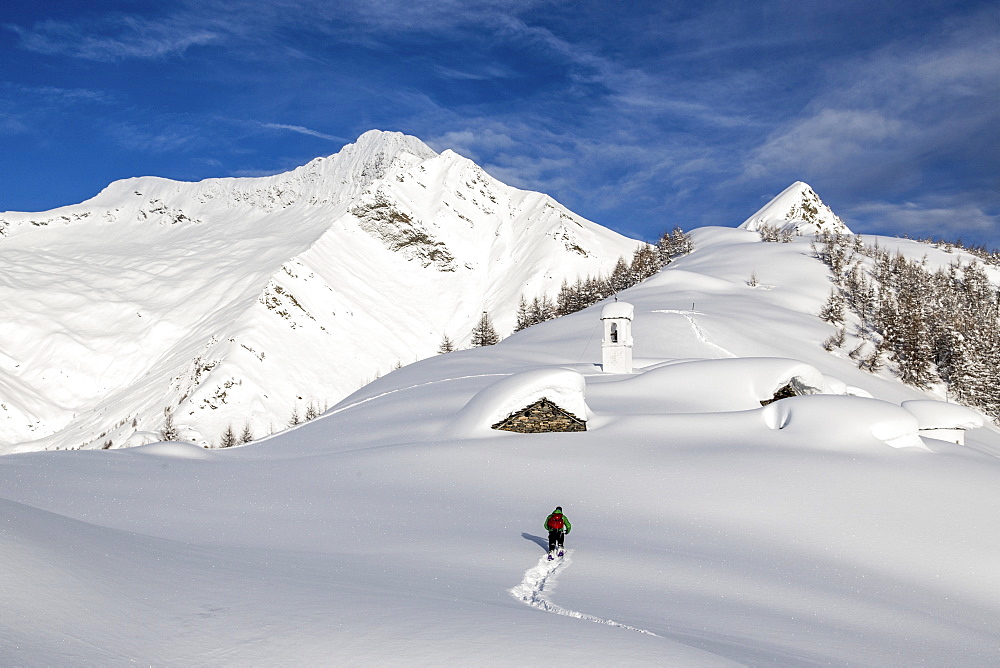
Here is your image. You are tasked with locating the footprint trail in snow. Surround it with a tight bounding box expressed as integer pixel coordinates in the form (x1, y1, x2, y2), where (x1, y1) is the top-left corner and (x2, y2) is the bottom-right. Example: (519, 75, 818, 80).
(653, 309, 736, 358)
(510, 551, 658, 636)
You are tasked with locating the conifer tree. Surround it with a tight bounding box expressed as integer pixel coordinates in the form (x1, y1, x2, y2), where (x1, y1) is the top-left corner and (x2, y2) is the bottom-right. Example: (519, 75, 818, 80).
(220, 424, 238, 448)
(557, 278, 585, 316)
(514, 295, 531, 332)
(542, 295, 556, 320)
(528, 295, 555, 327)
(438, 333, 455, 353)
(239, 422, 254, 444)
(822, 327, 847, 351)
(658, 227, 693, 265)
(819, 288, 846, 324)
(160, 411, 179, 441)
(859, 340, 885, 373)
(630, 244, 661, 281)
(609, 257, 632, 293)
(471, 310, 500, 346)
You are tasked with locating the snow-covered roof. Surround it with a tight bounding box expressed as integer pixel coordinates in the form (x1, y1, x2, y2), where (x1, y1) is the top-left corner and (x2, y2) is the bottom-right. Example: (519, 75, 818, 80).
(901, 400, 984, 430)
(763, 394, 924, 449)
(596, 357, 845, 414)
(449, 367, 589, 436)
(601, 301, 634, 320)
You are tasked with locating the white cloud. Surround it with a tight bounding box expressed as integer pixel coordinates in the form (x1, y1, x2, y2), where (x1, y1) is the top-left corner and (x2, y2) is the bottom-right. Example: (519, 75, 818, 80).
(109, 119, 209, 153)
(745, 108, 911, 181)
(741, 10, 1000, 197)
(7, 16, 220, 61)
(0, 83, 119, 138)
(4, 0, 548, 63)
(0, 113, 28, 135)
(336, 0, 543, 34)
(847, 199, 997, 240)
(432, 63, 517, 81)
(259, 123, 344, 142)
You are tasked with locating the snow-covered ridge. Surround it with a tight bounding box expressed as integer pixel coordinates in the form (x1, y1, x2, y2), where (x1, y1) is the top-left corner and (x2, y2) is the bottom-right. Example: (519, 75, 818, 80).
(0, 130, 640, 452)
(0, 130, 436, 236)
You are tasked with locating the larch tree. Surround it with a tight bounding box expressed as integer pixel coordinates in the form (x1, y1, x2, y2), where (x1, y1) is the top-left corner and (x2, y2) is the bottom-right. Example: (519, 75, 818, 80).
(470, 310, 500, 347)
(438, 333, 455, 353)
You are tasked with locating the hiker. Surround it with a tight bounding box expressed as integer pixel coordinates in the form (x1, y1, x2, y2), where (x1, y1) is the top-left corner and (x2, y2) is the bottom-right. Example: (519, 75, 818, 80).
(544, 506, 571, 557)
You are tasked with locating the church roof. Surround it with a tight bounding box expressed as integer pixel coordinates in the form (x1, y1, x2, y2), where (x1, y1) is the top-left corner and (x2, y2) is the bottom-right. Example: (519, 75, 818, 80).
(601, 301, 634, 320)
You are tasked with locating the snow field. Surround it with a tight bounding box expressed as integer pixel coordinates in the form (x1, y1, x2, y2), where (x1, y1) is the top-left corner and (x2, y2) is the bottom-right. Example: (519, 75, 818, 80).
(510, 550, 660, 636)
(2, 226, 1000, 663)
(3, 403, 1000, 664)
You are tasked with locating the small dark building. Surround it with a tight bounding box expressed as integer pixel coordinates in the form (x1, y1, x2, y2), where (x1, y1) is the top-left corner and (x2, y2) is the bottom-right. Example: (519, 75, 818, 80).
(491, 398, 587, 433)
(760, 382, 799, 406)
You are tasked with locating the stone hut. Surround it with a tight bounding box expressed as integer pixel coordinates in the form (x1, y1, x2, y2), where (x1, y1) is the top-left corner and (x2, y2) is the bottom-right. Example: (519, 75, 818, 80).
(448, 367, 590, 438)
(760, 382, 800, 406)
(492, 398, 587, 433)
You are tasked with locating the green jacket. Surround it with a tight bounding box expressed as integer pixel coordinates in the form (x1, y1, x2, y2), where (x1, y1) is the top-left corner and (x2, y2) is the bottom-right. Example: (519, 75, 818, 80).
(544, 511, 571, 533)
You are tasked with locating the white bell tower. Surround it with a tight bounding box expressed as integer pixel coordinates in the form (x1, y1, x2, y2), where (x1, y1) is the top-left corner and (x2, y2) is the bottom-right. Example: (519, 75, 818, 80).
(601, 301, 633, 373)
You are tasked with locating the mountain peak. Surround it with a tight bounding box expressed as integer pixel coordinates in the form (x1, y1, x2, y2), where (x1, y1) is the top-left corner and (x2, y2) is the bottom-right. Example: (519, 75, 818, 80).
(342, 129, 438, 165)
(0, 128, 640, 452)
(740, 182, 851, 235)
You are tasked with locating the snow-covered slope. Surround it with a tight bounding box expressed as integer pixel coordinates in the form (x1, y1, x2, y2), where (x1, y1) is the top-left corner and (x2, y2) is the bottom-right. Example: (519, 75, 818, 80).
(740, 181, 851, 236)
(0, 130, 641, 453)
(1, 227, 999, 664)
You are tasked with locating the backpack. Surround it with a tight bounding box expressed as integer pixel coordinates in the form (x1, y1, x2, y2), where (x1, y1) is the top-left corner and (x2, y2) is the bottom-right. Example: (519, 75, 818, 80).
(547, 513, 564, 531)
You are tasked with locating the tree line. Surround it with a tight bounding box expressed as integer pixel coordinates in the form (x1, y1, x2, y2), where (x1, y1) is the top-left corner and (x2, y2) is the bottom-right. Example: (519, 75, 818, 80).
(814, 231, 1000, 422)
(514, 227, 693, 331)
(434, 227, 693, 351)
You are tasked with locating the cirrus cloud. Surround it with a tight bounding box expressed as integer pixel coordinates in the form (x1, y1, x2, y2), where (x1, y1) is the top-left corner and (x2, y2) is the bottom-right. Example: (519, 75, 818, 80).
(7, 15, 221, 61)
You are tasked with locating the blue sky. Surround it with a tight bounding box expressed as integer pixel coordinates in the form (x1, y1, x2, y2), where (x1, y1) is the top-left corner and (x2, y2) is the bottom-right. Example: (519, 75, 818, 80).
(3, 0, 998, 246)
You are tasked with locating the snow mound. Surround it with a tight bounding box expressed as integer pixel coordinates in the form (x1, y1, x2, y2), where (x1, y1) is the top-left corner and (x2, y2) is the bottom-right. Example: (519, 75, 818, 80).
(593, 357, 839, 414)
(901, 400, 985, 431)
(123, 431, 166, 448)
(449, 368, 589, 436)
(762, 395, 924, 449)
(740, 181, 851, 236)
(901, 399, 984, 445)
(131, 441, 214, 459)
